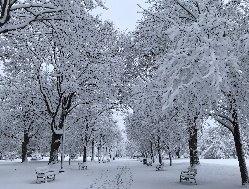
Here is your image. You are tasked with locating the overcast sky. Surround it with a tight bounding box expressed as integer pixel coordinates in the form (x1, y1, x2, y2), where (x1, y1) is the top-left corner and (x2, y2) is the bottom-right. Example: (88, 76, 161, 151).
(92, 0, 149, 133)
(92, 0, 148, 32)
(92, 0, 230, 32)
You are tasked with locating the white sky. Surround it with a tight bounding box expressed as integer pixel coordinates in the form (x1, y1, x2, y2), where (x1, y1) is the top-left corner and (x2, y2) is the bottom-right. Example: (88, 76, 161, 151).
(92, 0, 148, 32)
(93, 0, 230, 32)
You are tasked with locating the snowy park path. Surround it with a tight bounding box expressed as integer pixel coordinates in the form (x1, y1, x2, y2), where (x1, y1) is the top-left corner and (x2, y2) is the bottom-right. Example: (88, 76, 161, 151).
(85, 166, 133, 189)
(0, 158, 247, 189)
(114, 158, 244, 189)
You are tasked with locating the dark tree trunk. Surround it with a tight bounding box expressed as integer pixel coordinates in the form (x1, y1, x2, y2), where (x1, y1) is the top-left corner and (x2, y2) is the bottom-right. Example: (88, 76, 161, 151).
(49, 133, 62, 164)
(45, 93, 74, 165)
(150, 141, 155, 163)
(83, 123, 89, 163)
(169, 151, 172, 166)
(105, 147, 108, 160)
(83, 144, 87, 163)
(83, 133, 88, 162)
(40, 72, 75, 165)
(69, 149, 71, 165)
(0, 0, 11, 27)
(98, 137, 102, 162)
(176, 147, 181, 158)
(189, 116, 199, 166)
(97, 147, 101, 162)
(116, 150, 119, 158)
(158, 150, 162, 164)
(232, 108, 249, 185)
(21, 131, 29, 163)
(91, 139, 95, 161)
(49, 109, 68, 164)
(157, 137, 162, 164)
(109, 148, 112, 159)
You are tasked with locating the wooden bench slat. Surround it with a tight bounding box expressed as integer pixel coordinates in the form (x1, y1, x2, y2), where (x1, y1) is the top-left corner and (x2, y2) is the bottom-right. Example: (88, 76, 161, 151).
(78, 162, 87, 170)
(156, 163, 165, 171)
(35, 167, 56, 183)
(180, 167, 197, 185)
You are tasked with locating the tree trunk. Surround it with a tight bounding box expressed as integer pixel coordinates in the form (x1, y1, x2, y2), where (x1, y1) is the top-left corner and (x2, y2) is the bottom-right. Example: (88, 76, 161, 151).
(109, 148, 112, 159)
(176, 147, 181, 158)
(21, 131, 29, 163)
(150, 141, 155, 163)
(83, 144, 87, 163)
(91, 139, 95, 161)
(69, 149, 71, 165)
(104, 147, 108, 161)
(98, 137, 102, 162)
(83, 133, 88, 162)
(158, 150, 162, 164)
(189, 116, 199, 166)
(97, 147, 101, 162)
(157, 137, 162, 164)
(169, 151, 172, 166)
(49, 133, 62, 164)
(232, 108, 249, 185)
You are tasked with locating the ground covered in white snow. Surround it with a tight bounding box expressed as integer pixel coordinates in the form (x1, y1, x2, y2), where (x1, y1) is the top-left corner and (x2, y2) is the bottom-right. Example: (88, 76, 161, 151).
(0, 158, 247, 189)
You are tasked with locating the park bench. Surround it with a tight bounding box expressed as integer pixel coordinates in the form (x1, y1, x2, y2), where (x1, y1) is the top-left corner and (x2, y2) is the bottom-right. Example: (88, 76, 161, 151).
(180, 166, 197, 185)
(142, 158, 147, 165)
(78, 162, 87, 170)
(156, 162, 165, 171)
(35, 167, 56, 183)
(146, 159, 152, 166)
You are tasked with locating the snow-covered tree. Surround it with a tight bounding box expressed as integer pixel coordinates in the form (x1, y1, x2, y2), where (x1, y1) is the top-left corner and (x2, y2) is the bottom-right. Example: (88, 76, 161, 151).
(199, 122, 235, 159)
(0, 0, 106, 34)
(131, 0, 249, 184)
(0, 53, 51, 162)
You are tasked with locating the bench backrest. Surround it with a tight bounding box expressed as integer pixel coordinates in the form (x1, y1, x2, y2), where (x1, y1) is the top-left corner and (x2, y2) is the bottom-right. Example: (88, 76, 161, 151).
(35, 166, 55, 173)
(35, 167, 49, 173)
(187, 166, 197, 174)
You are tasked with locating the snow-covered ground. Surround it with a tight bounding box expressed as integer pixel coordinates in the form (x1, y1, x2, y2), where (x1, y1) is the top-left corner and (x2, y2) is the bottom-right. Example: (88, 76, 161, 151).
(0, 157, 247, 189)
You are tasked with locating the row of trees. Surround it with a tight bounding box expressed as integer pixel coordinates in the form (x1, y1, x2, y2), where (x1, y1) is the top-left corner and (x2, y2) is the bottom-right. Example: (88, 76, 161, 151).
(1, 0, 249, 186)
(0, 0, 125, 164)
(122, 0, 249, 186)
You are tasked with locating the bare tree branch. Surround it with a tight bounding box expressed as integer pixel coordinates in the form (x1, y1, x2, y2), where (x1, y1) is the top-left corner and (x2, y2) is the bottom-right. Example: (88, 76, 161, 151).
(0, 2, 63, 33)
(213, 117, 234, 134)
(174, 0, 197, 22)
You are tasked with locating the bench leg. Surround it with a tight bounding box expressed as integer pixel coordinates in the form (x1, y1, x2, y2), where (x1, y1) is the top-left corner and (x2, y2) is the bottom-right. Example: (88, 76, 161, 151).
(36, 177, 46, 184)
(46, 174, 55, 182)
